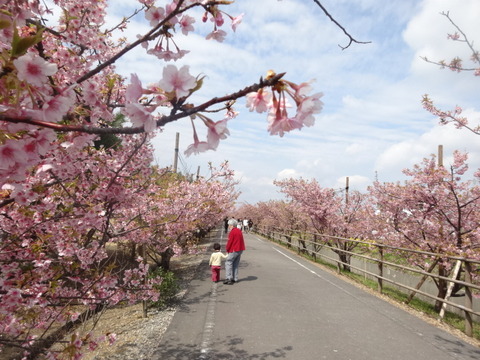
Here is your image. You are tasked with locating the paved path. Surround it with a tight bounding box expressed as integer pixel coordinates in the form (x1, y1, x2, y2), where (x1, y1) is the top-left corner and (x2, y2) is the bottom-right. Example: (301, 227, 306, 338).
(154, 229, 480, 359)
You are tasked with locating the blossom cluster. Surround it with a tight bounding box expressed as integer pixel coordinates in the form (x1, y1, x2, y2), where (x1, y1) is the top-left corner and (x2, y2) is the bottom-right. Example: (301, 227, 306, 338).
(423, 12, 480, 132)
(246, 73, 324, 137)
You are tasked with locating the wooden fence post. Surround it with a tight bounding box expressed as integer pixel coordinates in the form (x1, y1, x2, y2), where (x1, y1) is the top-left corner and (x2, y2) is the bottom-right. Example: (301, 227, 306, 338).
(142, 245, 148, 318)
(464, 260, 473, 337)
(377, 245, 383, 293)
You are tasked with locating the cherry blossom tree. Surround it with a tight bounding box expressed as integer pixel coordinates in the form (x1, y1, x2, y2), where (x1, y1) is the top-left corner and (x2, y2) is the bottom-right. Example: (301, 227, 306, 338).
(0, 134, 236, 358)
(274, 178, 370, 271)
(1, 133, 155, 358)
(143, 161, 237, 270)
(368, 151, 480, 311)
(236, 200, 309, 234)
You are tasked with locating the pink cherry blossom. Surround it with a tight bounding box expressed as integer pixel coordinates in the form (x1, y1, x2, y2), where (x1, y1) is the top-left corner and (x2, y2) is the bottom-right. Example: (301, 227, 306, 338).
(35, 90, 75, 123)
(185, 138, 210, 156)
(205, 118, 230, 149)
(231, 14, 244, 32)
(206, 29, 227, 42)
(185, 119, 211, 156)
(125, 103, 157, 132)
(33, 129, 56, 156)
(13, 53, 57, 87)
(148, 47, 189, 61)
(211, 11, 224, 26)
(179, 15, 195, 35)
(267, 110, 302, 137)
(126, 74, 144, 102)
(246, 89, 272, 113)
(158, 64, 196, 99)
(0, 139, 25, 170)
(295, 92, 324, 127)
(145, 6, 165, 26)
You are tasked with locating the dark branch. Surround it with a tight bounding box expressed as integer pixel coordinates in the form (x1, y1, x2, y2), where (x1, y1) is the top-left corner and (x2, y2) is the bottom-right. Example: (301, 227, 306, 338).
(312, 0, 371, 50)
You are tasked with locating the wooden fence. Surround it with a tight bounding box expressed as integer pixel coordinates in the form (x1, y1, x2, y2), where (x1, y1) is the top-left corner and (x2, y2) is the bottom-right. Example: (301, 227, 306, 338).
(254, 225, 480, 337)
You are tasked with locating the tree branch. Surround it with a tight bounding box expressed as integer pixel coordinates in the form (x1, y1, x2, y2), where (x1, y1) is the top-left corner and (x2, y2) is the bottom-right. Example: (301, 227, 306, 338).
(0, 73, 285, 134)
(312, 0, 371, 50)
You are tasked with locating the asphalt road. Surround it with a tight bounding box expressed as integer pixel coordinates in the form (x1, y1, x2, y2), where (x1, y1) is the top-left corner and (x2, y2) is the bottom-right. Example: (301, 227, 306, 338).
(153, 229, 480, 360)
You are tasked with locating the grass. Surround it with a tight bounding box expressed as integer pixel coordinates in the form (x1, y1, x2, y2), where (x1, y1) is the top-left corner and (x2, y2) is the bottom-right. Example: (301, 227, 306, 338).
(148, 267, 180, 310)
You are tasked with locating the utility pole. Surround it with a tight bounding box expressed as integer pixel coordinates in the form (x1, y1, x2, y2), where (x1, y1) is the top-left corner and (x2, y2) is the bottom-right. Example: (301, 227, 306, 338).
(345, 176, 349, 205)
(438, 144, 443, 167)
(196, 165, 200, 180)
(173, 132, 179, 173)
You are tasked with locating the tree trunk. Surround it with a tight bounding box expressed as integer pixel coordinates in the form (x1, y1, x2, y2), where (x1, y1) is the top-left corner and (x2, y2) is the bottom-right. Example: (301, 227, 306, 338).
(160, 247, 175, 271)
(129, 242, 137, 263)
(339, 252, 351, 272)
(435, 263, 448, 312)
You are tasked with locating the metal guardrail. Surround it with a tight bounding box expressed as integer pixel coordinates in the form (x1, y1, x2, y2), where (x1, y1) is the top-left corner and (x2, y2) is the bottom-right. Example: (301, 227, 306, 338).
(254, 226, 480, 337)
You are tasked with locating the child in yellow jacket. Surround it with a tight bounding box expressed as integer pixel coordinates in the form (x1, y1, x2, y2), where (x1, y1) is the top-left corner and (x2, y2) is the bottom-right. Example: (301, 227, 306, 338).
(209, 242, 227, 282)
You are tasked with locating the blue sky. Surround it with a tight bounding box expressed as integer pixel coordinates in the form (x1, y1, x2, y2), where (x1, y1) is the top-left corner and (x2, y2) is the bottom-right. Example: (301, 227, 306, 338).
(110, 0, 480, 205)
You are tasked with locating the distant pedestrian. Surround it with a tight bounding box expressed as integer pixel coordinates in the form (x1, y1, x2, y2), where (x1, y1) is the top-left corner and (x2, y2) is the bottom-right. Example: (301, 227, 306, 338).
(209, 242, 227, 283)
(243, 218, 249, 232)
(224, 219, 246, 285)
(223, 217, 229, 233)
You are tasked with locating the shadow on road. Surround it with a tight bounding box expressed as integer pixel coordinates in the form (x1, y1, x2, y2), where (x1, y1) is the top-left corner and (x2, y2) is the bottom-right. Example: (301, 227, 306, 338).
(153, 335, 293, 359)
(433, 335, 480, 358)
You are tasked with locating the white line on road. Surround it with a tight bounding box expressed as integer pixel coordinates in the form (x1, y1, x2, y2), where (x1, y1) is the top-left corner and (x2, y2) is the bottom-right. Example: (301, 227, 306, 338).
(272, 247, 359, 297)
(198, 282, 218, 359)
(199, 229, 224, 359)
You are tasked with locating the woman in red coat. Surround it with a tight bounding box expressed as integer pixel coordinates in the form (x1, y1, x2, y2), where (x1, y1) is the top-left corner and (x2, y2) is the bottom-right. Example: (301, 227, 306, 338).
(224, 219, 246, 285)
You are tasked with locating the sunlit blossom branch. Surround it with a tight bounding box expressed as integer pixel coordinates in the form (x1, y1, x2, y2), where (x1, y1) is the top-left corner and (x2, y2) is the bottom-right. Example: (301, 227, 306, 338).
(47, 169, 77, 201)
(422, 12, 480, 73)
(0, 73, 285, 134)
(75, 0, 189, 84)
(422, 95, 480, 136)
(441, 11, 480, 64)
(106, 134, 148, 189)
(103, 6, 146, 35)
(75, 0, 225, 84)
(0, 175, 68, 209)
(420, 57, 477, 72)
(312, 0, 371, 50)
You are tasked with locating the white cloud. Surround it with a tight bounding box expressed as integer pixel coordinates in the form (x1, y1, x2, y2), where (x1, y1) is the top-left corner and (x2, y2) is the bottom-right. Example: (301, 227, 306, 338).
(334, 175, 371, 192)
(277, 169, 301, 180)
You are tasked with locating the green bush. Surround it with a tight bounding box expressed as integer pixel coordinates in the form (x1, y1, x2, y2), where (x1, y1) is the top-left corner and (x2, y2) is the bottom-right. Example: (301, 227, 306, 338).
(148, 267, 180, 309)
